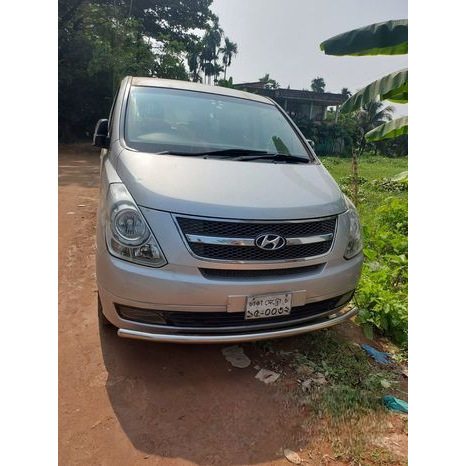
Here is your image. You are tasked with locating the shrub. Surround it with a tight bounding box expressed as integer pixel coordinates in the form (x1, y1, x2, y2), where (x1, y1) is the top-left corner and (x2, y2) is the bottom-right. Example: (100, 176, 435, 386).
(371, 177, 408, 193)
(355, 197, 408, 347)
(375, 197, 408, 236)
(339, 175, 369, 186)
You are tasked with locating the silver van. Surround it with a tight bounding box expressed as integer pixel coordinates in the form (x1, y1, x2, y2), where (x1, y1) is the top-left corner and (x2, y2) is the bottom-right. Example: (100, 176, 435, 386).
(94, 77, 363, 343)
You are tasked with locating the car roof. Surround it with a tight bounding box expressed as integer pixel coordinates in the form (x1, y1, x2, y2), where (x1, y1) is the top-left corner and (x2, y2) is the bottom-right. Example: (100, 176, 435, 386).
(130, 77, 273, 105)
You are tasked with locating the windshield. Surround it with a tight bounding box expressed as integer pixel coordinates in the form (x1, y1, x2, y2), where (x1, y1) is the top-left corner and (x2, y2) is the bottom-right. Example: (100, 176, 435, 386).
(124, 86, 312, 159)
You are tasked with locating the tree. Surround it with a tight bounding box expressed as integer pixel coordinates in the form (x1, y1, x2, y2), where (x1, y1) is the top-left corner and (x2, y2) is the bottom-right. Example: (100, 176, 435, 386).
(191, 22, 239, 85)
(341, 87, 352, 100)
(124, 0, 215, 46)
(311, 77, 326, 93)
(59, 2, 156, 139)
(356, 101, 394, 156)
(187, 42, 204, 82)
(58, 0, 231, 140)
(201, 19, 223, 84)
(259, 73, 279, 89)
(212, 63, 225, 83)
(217, 77, 234, 88)
(220, 37, 238, 80)
(374, 134, 408, 157)
(152, 41, 189, 80)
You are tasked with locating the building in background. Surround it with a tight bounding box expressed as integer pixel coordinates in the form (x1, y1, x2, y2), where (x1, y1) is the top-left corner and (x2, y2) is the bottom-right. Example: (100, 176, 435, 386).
(234, 82, 345, 122)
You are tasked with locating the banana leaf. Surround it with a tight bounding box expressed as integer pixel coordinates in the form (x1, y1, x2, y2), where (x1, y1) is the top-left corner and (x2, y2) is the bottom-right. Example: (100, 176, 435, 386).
(341, 69, 408, 113)
(365, 116, 408, 142)
(383, 83, 408, 103)
(320, 19, 408, 56)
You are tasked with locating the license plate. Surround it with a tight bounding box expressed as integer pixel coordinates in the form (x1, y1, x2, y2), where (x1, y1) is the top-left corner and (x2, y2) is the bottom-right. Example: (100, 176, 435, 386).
(245, 293, 292, 320)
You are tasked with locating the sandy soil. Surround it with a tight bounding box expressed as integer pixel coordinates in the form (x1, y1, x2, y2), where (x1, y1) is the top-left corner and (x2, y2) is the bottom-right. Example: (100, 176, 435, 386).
(58, 145, 307, 465)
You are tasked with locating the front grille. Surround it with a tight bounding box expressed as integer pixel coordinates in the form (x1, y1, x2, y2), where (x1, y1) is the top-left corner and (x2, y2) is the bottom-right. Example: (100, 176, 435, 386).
(176, 215, 337, 262)
(199, 263, 325, 280)
(191, 241, 332, 261)
(177, 217, 336, 238)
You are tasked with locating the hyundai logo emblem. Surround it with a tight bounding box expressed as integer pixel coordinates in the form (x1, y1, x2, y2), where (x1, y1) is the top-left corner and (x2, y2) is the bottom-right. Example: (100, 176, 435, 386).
(255, 233, 286, 251)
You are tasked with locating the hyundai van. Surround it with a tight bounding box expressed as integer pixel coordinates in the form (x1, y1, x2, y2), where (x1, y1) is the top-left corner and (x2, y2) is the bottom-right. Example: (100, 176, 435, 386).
(93, 77, 363, 343)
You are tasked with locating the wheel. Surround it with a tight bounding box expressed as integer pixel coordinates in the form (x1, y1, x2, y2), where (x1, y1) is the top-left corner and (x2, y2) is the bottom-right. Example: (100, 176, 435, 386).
(98, 294, 114, 328)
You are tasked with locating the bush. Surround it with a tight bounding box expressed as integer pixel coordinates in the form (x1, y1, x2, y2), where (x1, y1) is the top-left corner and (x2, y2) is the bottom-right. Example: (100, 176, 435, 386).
(355, 197, 408, 347)
(339, 175, 369, 186)
(371, 177, 408, 193)
(295, 119, 357, 156)
(375, 197, 408, 236)
(374, 134, 408, 157)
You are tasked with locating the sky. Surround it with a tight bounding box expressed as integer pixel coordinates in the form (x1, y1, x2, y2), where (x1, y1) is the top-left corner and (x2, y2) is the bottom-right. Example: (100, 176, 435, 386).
(211, 0, 408, 115)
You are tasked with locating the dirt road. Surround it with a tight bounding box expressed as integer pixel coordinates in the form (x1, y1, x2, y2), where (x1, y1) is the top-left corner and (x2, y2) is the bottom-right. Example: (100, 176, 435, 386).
(58, 145, 308, 465)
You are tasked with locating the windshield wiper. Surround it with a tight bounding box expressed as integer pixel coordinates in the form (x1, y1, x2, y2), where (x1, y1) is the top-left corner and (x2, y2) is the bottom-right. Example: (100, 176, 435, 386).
(234, 153, 309, 164)
(155, 149, 269, 157)
(154, 149, 309, 163)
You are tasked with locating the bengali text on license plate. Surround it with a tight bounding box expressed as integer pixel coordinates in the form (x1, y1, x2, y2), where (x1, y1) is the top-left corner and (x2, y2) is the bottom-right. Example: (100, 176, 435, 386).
(245, 293, 292, 320)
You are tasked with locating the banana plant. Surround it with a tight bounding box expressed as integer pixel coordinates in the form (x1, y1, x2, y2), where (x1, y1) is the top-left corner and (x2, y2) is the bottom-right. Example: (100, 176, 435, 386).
(320, 19, 408, 142)
(320, 19, 407, 56)
(340, 68, 408, 113)
(365, 115, 408, 142)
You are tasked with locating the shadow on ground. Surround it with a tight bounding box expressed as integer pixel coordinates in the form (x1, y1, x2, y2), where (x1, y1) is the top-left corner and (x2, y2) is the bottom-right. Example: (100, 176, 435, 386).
(99, 323, 303, 465)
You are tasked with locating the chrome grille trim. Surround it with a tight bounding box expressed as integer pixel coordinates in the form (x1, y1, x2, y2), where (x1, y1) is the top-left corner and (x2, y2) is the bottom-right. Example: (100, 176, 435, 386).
(185, 233, 334, 247)
(174, 214, 338, 263)
(186, 235, 255, 246)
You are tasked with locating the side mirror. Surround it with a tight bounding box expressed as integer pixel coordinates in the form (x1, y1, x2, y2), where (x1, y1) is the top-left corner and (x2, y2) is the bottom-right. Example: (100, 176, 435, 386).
(306, 139, 315, 148)
(93, 119, 109, 148)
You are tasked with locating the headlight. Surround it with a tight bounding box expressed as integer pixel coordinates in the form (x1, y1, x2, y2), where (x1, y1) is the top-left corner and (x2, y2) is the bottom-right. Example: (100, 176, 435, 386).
(344, 196, 363, 259)
(106, 184, 167, 267)
(112, 208, 149, 246)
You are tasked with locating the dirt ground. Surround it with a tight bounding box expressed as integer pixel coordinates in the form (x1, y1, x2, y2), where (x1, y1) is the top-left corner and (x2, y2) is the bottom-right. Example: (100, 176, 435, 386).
(58, 145, 406, 465)
(58, 144, 310, 465)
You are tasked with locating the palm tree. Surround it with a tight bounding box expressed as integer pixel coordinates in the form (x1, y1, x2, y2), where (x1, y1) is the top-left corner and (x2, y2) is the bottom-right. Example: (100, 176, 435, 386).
(220, 37, 238, 80)
(187, 43, 203, 83)
(201, 20, 223, 84)
(341, 87, 352, 100)
(357, 101, 394, 155)
(199, 38, 216, 84)
(212, 63, 224, 84)
(259, 73, 279, 89)
(311, 77, 326, 93)
(202, 60, 214, 84)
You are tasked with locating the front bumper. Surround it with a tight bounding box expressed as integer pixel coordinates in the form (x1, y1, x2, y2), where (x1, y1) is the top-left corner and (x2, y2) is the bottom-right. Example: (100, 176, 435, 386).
(116, 306, 359, 343)
(98, 280, 359, 343)
(96, 207, 363, 343)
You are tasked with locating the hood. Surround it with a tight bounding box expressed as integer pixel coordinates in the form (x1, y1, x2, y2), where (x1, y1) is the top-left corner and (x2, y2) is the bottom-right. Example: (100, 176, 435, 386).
(116, 150, 347, 220)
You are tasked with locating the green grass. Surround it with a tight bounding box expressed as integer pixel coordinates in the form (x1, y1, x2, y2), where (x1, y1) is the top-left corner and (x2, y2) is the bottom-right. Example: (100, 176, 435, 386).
(291, 330, 397, 419)
(252, 330, 407, 464)
(320, 155, 408, 230)
(320, 155, 408, 347)
(320, 155, 408, 181)
(251, 160, 409, 461)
